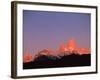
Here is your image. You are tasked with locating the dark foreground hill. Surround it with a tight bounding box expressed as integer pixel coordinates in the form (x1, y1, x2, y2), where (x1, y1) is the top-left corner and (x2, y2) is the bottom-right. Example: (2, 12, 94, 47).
(23, 54, 91, 69)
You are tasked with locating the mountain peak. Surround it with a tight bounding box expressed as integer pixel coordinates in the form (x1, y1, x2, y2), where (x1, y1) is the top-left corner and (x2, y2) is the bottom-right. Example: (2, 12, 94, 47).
(67, 39, 77, 51)
(58, 39, 90, 55)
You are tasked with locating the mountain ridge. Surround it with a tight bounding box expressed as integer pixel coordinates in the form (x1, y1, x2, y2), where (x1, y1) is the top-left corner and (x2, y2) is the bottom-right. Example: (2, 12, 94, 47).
(23, 39, 90, 63)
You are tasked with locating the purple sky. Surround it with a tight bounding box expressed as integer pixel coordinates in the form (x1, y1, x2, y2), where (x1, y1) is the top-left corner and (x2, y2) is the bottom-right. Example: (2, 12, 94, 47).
(23, 10, 91, 54)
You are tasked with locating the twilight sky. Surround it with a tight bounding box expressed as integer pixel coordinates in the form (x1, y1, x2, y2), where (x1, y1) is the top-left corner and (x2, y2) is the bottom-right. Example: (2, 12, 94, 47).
(23, 10, 91, 54)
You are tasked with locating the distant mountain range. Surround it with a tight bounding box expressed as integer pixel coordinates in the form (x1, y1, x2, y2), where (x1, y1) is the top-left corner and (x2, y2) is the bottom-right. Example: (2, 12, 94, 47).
(23, 39, 91, 69)
(23, 39, 90, 63)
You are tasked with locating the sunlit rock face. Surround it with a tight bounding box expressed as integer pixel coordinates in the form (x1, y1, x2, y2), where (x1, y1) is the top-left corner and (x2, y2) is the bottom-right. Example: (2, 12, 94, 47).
(66, 39, 77, 52)
(58, 39, 90, 55)
(58, 39, 78, 56)
(77, 48, 90, 55)
(23, 53, 33, 63)
(38, 49, 56, 56)
(37, 49, 60, 59)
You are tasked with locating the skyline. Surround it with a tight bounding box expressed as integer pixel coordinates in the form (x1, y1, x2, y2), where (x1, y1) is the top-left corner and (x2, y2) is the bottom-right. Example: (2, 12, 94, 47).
(23, 10, 91, 55)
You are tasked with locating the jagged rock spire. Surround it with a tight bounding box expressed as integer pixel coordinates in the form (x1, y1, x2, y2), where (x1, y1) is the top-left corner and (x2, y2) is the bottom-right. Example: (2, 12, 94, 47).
(66, 39, 77, 52)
